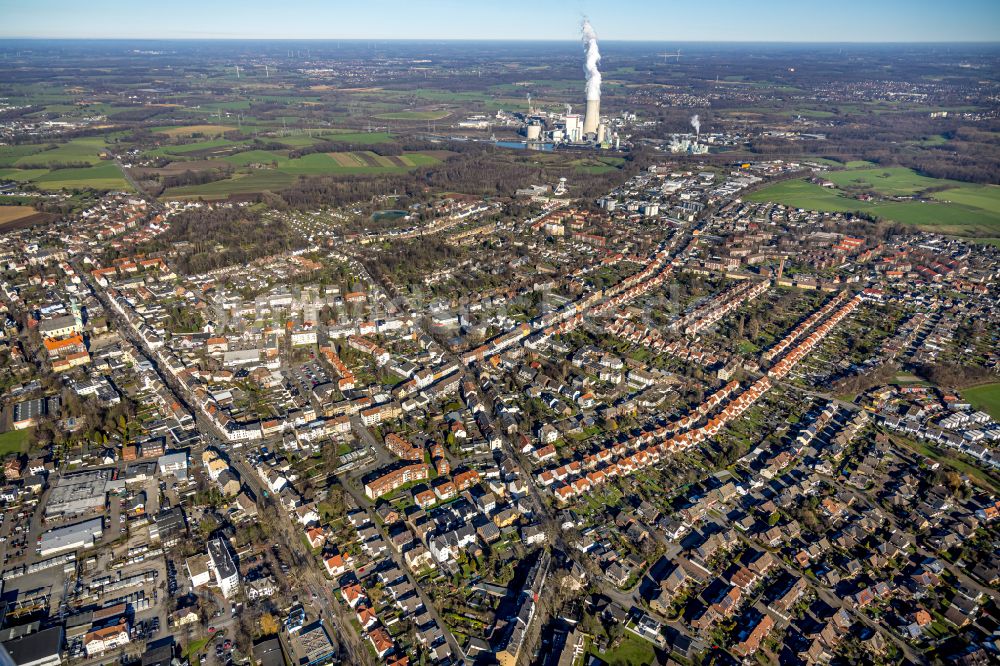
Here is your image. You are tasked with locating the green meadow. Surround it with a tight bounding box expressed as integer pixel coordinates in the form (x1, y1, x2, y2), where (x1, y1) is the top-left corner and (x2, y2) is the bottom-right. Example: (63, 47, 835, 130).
(162, 150, 441, 198)
(747, 167, 1000, 236)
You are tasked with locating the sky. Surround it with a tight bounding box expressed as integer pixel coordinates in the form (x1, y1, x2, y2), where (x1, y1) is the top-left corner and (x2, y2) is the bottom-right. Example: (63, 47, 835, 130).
(1, 0, 998, 42)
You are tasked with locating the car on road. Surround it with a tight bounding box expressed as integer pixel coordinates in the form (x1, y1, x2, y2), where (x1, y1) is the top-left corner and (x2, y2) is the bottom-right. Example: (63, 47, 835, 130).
(208, 626, 216, 634)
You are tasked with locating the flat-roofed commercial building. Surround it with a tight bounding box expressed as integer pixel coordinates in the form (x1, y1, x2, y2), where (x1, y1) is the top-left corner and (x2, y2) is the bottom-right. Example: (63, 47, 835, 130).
(44, 469, 112, 518)
(38, 518, 104, 556)
(1, 626, 64, 666)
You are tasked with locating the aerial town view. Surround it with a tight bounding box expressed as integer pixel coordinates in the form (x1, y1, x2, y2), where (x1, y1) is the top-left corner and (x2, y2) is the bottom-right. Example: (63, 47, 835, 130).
(0, 2, 998, 665)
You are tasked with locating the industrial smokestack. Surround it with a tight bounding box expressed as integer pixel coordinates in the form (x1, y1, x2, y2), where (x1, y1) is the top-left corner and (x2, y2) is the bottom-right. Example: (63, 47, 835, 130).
(690, 114, 701, 141)
(582, 18, 601, 136)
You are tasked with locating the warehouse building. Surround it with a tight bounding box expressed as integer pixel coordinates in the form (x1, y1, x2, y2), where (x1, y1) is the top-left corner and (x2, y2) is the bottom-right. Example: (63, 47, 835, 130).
(44, 470, 112, 518)
(1, 626, 64, 666)
(38, 518, 104, 556)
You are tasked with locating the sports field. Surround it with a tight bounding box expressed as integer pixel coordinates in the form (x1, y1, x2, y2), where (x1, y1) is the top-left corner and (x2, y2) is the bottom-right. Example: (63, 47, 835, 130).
(747, 168, 1000, 236)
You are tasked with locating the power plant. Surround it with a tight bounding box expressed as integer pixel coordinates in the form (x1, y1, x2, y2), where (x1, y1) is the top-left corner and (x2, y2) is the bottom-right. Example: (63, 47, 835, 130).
(509, 18, 618, 149)
(470, 18, 627, 151)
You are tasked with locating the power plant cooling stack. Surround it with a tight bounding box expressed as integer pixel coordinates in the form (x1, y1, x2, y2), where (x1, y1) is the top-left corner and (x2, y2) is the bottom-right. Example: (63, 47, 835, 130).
(583, 99, 600, 136)
(581, 19, 602, 138)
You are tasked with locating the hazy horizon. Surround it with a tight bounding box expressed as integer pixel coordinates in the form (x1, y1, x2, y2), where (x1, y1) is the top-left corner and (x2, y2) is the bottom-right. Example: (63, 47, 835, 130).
(2, 37, 999, 45)
(2, 0, 999, 43)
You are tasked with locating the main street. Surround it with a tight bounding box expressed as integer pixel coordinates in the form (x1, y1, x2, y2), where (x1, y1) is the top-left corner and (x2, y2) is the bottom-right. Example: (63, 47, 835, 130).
(83, 264, 372, 665)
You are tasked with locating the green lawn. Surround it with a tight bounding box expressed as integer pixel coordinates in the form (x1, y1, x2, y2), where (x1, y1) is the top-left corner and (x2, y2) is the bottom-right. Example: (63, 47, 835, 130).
(0, 430, 29, 456)
(184, 637, 210, 659)
(587, 633, 658, 666)
(746, 175, 1000, 236)
(572, 156, 626, 174)
(825, 167, 960, 196)
(963, 383, 1000, 421)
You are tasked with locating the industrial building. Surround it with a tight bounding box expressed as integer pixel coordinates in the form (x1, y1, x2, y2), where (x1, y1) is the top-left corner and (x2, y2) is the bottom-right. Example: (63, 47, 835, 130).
(514, 20, 617, 149)
(1, 626, 64, 666)
(12, 397, 59, 431)
(44, 469, 113, 518)
(149, 507, 187, 547)
(38, 518, 104, 556)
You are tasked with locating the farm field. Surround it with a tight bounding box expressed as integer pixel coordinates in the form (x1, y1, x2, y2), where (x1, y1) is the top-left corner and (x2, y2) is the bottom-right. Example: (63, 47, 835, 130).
(0, 136, 130, 190)
(151, 139, 241, 156)
(964, 383, 1000, 421)
(225, 149, 437, 171)
(1, 137, 111, 167)
(163, 149, 441, 198)
(0, 163, 129, 191)
(33, 163, 130, 190)
(150, 132, 395, 161)
(164, 170, 298, 198)
(374, 110, 451, 120)
(747, 170, 1000, 236)
(153, 124, 239, 137)
(0, 205, 40, 225)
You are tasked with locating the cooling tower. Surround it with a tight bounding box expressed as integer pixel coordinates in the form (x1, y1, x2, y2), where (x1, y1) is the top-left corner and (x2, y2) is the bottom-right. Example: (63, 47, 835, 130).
(583, 98, 600, 136)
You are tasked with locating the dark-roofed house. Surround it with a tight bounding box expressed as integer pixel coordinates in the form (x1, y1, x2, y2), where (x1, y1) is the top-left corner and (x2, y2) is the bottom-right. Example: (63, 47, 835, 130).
(252, 638, 285, 666)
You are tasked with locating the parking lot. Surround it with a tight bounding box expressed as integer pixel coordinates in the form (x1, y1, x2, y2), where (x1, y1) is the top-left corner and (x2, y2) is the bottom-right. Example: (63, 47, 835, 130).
(284, 359, 332, 403)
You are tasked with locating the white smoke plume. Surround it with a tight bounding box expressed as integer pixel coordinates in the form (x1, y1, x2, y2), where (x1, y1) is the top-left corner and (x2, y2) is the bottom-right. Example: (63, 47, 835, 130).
(581, 18, 602, 101)
(690, 114, 701, 136)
